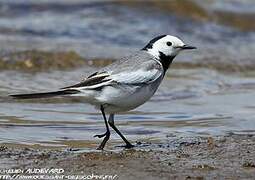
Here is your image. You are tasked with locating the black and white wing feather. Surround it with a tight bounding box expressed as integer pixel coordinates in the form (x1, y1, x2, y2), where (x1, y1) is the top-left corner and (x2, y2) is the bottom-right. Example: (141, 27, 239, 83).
(61, 71, 113, 90)
(63, 57, 163, 91)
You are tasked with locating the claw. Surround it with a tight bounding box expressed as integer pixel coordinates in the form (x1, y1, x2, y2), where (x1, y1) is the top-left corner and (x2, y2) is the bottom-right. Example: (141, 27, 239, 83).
(95, 131, 110, 150)
(94, 132, 108, 138)
(96, 146, 104, 150)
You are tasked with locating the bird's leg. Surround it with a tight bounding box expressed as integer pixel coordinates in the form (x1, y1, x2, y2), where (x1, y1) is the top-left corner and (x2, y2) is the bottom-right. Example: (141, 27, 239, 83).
(94, 106, 110, 150)
(94, 106, 110, 138)
(108, 114, 134, 149)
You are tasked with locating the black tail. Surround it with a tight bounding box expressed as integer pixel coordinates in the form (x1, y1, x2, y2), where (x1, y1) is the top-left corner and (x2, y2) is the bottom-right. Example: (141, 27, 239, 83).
(10, 89, 79, 99)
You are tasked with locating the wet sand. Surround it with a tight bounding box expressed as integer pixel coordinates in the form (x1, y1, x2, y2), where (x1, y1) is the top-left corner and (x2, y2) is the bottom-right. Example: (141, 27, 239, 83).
(1, 134, 255, 179)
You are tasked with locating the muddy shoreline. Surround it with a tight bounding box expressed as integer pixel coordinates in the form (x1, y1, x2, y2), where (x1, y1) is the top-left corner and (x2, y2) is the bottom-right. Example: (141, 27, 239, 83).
(0, 134, 254, 179)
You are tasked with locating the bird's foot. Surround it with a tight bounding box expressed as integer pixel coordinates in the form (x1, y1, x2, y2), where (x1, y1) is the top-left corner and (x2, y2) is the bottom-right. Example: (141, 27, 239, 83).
(96, 145, 105, 150)
(96, 131, 110, 150)
(94, 132, 108, 138)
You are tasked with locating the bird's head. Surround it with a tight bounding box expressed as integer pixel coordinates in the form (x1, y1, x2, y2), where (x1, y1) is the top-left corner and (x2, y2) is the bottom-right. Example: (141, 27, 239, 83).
(142, 35, 196, 59)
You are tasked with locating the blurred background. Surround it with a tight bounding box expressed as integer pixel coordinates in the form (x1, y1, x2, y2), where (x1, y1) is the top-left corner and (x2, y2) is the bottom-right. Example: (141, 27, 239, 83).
(0, 0, 255, 149)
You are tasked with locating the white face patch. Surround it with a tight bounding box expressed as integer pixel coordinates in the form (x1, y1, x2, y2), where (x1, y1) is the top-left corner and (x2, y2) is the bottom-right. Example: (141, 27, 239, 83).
(147, 35, 185, 58)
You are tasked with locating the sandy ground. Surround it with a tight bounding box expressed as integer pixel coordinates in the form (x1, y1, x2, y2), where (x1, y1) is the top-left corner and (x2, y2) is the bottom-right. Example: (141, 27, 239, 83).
(0, 134, 255, 180)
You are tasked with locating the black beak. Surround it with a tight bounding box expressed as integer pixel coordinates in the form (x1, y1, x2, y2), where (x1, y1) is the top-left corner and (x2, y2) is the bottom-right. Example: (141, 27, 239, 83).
(180, 45, 197, 50)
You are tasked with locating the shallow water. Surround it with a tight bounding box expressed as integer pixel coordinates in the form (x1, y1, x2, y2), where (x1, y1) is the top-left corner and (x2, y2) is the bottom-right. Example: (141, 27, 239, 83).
(0, 0, 255, 149)
(1, 68, 255, 148)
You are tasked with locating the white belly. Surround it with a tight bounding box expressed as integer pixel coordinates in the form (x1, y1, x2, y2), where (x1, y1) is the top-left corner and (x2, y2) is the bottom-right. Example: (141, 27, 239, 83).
(96, 79, 162, 113)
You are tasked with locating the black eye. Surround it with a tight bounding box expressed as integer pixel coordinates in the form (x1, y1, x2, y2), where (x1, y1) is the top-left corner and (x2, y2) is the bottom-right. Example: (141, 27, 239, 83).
(166, 42, 172, 46)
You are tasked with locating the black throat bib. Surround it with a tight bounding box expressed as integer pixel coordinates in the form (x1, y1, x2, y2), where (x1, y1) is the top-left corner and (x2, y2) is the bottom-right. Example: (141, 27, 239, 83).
(158, 51, 175, 74)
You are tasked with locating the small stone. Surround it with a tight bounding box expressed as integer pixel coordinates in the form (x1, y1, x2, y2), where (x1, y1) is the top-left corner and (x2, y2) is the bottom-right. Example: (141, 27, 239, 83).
(0, 146, 8, 151)
(24, 59, 33, 68)
(243, 161, 255, 168)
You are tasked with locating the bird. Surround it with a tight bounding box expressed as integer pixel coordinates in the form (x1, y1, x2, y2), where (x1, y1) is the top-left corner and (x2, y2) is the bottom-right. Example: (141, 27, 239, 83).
(10, 35, 196, 150)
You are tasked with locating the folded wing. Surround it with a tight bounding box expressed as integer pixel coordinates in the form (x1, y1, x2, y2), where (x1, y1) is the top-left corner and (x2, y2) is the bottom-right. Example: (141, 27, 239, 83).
(63, 60, 163, 91)
(61, 71, 113, 90)
(110, 61, 162, 85)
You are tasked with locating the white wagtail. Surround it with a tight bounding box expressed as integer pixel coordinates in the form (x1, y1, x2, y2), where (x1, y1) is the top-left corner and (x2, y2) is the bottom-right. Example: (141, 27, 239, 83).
(10, 35, 196, 150)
